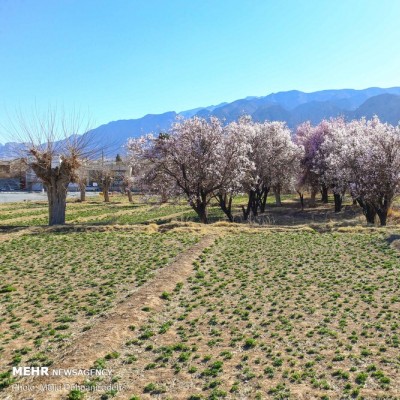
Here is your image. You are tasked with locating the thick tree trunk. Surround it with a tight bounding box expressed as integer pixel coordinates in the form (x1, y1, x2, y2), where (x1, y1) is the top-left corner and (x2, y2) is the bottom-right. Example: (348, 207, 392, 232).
(297, 191, 304, 211)
(259, 188, 269, 213)
(190, 193, 208, 224)
(46, 182, 68, 226)
(376, 210, 388, 226)
(252, 189, 259, 216)
(242, 191, 254, 220)
(365, 204, 377, 224)
(274, 186, 282, 207)
(195, 203, 208, 223)
(79, 183, 86, 202)
(127, 189, 133, 203)
(334, 193, 343, 213)
(216, 193, 233, 222)
(321, 185, 329, 203)
(103, 187, 110, 202)
(375, 196, 392, 226)
(227, 195, 233, 222)
(309, 188, 318, 207)
(357, 198, 376, 224)
(251, 198, 259, 216)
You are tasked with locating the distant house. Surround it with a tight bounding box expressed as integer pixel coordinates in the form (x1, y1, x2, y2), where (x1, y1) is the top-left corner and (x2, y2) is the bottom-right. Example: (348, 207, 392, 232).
(0, 161, 11, 175)
(0, 159, 28, 190)
(87, 160, 132, 191)
(24, 159, 132, 192)
(25, 166, 43, 191)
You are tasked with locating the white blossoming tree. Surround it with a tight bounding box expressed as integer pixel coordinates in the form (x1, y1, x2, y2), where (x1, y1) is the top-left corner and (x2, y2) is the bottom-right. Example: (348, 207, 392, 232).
(315, 118, 348, 212)
(127, 116, 249, 223)
(240, 119, 298, 218)
(295, 121, 330, 207)
(212, 119, 252, 221)
(343, 117, 400, 225)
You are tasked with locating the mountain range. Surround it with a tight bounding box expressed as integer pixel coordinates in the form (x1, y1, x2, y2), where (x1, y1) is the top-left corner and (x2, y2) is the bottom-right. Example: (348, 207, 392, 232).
(1, 87, 400, 158)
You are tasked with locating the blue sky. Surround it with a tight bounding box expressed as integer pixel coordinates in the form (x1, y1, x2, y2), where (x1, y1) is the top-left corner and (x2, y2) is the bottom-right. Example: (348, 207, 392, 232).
(1, 0, 400, 140)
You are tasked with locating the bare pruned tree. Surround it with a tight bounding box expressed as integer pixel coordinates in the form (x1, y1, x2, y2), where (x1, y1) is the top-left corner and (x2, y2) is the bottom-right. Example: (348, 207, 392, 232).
(76, 166, 88, 202)
(121, 171, 134, 203)
(4, 107, 95, 225)
(93, 165, 114, 202)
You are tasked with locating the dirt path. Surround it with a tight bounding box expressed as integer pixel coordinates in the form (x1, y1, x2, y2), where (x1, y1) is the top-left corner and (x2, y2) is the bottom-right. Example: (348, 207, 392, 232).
(5, 234, 217, 400)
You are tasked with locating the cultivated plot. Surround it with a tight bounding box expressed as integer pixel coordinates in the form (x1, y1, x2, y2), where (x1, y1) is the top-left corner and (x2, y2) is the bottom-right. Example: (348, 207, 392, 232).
(88, 231, 400, 399)
(0, 229, 200, 390)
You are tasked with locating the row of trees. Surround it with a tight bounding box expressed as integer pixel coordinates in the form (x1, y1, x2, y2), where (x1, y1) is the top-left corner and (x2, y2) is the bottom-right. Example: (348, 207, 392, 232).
(3, 108, 137, 225)
(127, 115, 400, 226)
(296, 117, 400, 225)
(4, 110, 398, 226)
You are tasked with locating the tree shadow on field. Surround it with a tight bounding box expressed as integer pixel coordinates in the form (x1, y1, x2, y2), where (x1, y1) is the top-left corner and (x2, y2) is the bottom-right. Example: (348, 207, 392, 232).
(386, 234, 400, 252)
(232, 201, 363, 227)
(0, 225, 29, 234)
(386, 234, 400, 244)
